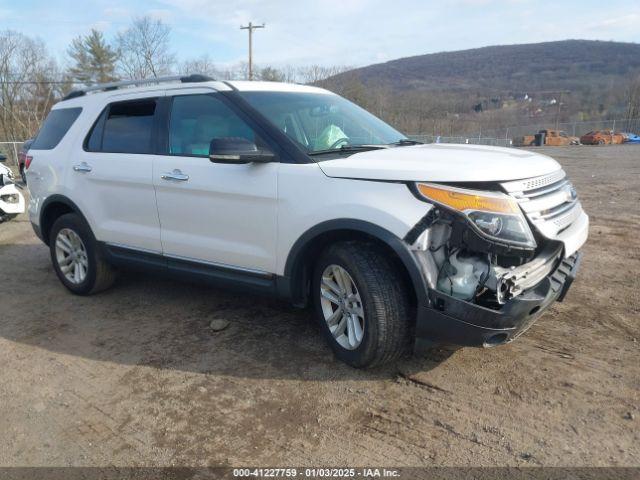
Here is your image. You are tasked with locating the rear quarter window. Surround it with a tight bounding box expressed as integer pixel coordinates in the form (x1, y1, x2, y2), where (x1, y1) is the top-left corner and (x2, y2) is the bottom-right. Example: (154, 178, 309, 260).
(30, 107, 82, 150)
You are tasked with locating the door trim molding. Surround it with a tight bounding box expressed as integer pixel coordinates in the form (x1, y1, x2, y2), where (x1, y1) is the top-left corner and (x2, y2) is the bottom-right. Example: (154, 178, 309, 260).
(101, 242, 277, 294)
(163, 251, 273, 278)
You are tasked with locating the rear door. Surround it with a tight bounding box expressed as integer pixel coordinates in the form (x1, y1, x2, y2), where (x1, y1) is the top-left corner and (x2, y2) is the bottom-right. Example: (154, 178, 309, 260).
(153, 90, 279, 273)
(68, 94, 163, 252)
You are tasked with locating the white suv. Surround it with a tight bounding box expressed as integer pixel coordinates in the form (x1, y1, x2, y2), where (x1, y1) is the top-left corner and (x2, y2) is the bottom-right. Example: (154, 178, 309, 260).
(26, 75, 588, 367)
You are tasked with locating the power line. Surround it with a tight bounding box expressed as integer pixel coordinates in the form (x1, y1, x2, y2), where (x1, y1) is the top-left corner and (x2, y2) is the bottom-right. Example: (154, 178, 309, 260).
(0, 80, 79, 85)
(240, 22, 265, 81)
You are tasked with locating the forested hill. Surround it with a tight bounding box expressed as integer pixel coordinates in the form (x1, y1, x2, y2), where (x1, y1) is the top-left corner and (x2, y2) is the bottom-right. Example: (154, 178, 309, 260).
(325, 40, 640, 94)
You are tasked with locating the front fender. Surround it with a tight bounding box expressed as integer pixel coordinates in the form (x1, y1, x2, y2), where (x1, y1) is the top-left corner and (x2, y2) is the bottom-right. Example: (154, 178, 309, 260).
(279, 218, 430, 307)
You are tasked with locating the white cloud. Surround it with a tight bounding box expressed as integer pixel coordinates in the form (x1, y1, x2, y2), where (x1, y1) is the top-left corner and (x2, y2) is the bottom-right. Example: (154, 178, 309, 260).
(147, 8, 174, 23)
(158, 0, 442, 66)
(587, 12, 640, 30)
(9, 0, 640, 69)
(153, 0, 634, 67)
(103, 6, 131, 18)
(89, 20, 112, 32)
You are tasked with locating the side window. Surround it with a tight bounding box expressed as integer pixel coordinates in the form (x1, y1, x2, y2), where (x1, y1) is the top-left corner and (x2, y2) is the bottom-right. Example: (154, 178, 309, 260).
(169, 94, 259, 156)
(31, 107, 82, 150)
(86, 99, 157, 154)
(86, 109, 107, 151)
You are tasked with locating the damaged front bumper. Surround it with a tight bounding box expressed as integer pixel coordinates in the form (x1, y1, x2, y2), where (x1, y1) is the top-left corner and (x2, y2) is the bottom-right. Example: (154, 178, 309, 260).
(415, 251, 582, 348)
(0, 183, 26, 220)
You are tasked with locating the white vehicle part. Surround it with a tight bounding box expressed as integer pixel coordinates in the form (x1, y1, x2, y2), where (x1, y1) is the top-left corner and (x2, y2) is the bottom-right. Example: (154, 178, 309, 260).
(318, 144, 562, 183)
(0, 162, 11, 177)
(153, 157, 279, 273)
(276, 163, 428, 276)
(0, 183, 25, 217)
(408, 169, 588, 304)
(410, 221, 449, 290)
(494, 244, 563, 303)
(501, 170, 588, 257)
(436, 251, 488, 301)
(409, 217, 569, 304)
(63, 91, 164, 253)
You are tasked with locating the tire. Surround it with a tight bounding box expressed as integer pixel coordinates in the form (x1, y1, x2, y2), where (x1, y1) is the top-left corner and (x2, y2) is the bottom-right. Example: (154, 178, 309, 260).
(20, 165, 26, 184)
(0, 212, 17, 223)
(49, 213, 116, 295)
(597, 139, 605, 145)
(312, 241, 412, 368)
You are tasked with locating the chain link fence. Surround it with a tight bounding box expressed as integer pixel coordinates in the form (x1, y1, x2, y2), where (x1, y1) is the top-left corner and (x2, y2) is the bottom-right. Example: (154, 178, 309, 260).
(408, 135, 512, 147)
(484, 118, 640, 141)
(409, 118, 640, 147)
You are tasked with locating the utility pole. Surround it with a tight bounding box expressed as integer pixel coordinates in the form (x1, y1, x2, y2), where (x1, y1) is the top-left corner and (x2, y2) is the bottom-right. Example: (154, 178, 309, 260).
(555, 91, 563, 130)
(240, 22, 265, 81)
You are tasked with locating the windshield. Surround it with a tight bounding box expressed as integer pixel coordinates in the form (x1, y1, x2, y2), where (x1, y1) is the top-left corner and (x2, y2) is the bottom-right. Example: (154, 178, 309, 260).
(239, 91, 408, 154)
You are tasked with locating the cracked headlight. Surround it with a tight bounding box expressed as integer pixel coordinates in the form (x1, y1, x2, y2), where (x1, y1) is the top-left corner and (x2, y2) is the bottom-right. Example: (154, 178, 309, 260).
(415, 183, 536, 248)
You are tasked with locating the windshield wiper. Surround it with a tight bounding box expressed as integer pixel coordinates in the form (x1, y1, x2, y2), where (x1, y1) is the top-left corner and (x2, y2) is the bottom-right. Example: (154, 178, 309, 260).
(308, 144, 388, 156)
(389, 139, 423, 146)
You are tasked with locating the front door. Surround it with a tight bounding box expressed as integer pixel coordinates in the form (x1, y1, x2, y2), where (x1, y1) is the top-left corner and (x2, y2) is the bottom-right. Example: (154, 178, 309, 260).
(153, 92, 279, 273)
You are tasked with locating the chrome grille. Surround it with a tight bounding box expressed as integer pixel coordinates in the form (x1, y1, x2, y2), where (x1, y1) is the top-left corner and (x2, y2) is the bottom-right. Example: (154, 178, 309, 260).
(516, 169, 566, 191)
(501, 170, 582, 239)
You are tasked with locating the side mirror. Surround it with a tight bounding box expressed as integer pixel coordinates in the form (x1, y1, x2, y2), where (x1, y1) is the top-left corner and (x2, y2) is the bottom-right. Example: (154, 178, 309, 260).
(209, 137, 276, 164)
(0, 154, 6, 163)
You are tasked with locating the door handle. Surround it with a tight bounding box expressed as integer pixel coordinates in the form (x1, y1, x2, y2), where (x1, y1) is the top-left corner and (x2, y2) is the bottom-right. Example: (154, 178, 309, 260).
(73, 162, 92, 173)
(161, 169, 189, 182)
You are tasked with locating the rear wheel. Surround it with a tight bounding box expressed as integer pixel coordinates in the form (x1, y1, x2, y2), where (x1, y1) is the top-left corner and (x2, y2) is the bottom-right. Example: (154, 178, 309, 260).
(313, 242, 412, 368)
(49, 213, 116, 295)
(20, 165, 26, 184)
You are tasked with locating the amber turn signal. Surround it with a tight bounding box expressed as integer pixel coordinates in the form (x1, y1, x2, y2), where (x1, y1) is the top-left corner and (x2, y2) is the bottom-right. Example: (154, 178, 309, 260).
(416, 183, 519, 214)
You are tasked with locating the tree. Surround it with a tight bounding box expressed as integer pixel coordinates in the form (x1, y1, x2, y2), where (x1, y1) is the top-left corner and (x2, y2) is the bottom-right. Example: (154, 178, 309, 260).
(299, 65, 350, 84)
(68, 29, 118, 85)
(116, 16, 175, 79)
(626, 76, 640, 119)
(259, 66, 285, 82)
(0, 30, 60, 141)
(180, 54, 220, 78)
(624, 75, 640, 133)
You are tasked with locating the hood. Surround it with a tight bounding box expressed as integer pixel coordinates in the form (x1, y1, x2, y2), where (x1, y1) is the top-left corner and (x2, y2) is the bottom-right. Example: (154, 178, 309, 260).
(317, 143, 562, 183)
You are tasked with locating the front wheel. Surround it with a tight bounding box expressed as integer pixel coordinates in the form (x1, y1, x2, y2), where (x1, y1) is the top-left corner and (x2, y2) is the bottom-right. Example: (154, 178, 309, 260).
(49, 213, 116, 295)
(313, 242, 412, 368)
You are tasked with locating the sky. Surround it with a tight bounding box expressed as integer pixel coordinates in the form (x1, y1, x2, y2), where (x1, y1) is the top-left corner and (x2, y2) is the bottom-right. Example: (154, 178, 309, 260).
(1, 0, 639, 69)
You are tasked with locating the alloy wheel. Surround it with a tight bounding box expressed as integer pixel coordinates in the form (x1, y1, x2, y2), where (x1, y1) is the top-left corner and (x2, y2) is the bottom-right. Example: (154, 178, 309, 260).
(320, 264, 365, 350)
(55, 228, 89, 284)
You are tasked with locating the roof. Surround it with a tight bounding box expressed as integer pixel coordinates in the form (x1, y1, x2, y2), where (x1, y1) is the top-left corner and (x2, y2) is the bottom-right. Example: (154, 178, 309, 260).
(56, 76, 333, 109)
(226, 81, 332, 94)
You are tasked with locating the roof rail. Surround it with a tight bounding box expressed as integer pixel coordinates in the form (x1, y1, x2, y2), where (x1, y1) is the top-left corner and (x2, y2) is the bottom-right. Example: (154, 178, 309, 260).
(62, 74, 215, 101)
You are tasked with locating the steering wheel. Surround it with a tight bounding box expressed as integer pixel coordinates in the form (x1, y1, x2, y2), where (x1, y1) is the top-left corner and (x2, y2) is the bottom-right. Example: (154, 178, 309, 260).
(328, 138, 350, 150)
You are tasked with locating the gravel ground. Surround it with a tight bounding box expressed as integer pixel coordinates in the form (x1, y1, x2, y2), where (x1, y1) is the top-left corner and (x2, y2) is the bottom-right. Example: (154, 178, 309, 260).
(0, 145, 638, 468)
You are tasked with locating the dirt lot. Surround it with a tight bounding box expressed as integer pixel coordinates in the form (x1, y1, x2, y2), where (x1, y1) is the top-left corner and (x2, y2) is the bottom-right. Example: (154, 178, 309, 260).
(0, 145, 638, 468)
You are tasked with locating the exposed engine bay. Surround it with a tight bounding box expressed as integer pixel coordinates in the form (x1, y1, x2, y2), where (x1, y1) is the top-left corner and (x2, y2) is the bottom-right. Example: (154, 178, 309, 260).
(407, 200, 564, 309)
